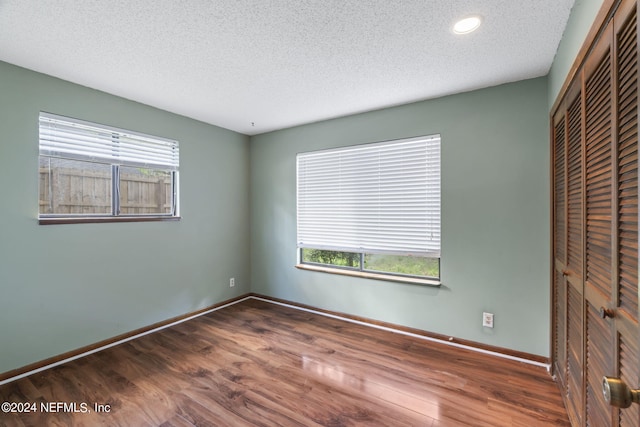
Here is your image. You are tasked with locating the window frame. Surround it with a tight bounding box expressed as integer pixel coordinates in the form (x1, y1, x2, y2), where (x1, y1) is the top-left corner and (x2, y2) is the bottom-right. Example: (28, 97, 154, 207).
(295, 135, 441, 286)
(38, 112, 180, 225)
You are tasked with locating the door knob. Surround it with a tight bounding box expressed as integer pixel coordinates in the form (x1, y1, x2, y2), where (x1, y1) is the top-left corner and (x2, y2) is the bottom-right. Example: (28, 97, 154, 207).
(603, 376, 640, 408)
(599, 307, 614, 319)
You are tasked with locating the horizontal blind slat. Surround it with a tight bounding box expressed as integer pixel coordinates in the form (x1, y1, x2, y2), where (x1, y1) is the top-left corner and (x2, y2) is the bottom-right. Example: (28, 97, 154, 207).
(39, 113, 179, 170)
(297, 135, 440, 256)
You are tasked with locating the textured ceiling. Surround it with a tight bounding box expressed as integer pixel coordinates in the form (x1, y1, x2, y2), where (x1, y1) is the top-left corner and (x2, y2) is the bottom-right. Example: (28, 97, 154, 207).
(0, 1, 575, 135)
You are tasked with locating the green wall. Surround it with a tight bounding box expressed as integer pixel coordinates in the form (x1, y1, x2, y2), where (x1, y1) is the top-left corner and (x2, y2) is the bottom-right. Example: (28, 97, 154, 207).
(250, 77, 551, 357)
(548, 0, 606, 107)
(0, 61, 251, 374)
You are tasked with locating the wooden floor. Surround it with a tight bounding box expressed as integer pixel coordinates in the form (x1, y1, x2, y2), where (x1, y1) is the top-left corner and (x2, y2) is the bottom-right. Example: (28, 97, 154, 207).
(0, 299, 569, 426)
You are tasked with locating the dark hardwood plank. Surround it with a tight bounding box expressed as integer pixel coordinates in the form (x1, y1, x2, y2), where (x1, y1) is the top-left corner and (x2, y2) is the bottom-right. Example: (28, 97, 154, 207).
(0, 299, 569, 426)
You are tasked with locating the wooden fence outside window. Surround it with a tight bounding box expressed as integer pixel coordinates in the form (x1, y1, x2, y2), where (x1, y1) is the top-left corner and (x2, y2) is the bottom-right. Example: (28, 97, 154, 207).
(39, 168, 172, 215)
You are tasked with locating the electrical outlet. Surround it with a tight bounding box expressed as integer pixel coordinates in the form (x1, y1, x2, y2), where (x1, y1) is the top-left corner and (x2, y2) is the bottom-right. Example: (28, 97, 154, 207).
(483, 312, 494, 328)
(230, 277, 235, 288)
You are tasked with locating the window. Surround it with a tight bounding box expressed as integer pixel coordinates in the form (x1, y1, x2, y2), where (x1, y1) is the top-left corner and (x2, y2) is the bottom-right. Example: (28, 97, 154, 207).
(296, 135, 441, 283)
(38, 112, 179, 223)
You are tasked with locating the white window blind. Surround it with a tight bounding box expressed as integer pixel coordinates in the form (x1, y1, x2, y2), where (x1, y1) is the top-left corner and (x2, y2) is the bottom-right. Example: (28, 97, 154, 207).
(297, 135, 440, 257)
(39, 113, 179, 170)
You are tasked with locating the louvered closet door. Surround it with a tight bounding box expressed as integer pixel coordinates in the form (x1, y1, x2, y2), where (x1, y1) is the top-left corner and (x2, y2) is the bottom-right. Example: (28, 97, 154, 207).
(613, 1, 639, 425)
(583, 1, 640, 425)
(565, 79, 586, 427)
(551, 1, 640, 426)
(584, 20, 616, 427)
(553, 106, 568, 391)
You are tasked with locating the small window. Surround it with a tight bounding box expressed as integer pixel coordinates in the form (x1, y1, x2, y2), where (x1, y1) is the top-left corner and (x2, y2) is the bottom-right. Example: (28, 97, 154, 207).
(296, 135, 441, 283)
(38, 113, 179, 223)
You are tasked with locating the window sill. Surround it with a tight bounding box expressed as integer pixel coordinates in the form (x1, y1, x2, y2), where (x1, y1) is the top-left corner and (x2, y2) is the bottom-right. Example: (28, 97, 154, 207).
(38, 216, 181, 225)
(295, 264, 441, 287)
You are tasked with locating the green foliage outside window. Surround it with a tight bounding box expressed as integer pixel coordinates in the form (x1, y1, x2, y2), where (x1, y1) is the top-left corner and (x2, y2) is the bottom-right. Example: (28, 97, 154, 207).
(303, 249, 360, 268)
(301, 249, 439, 279)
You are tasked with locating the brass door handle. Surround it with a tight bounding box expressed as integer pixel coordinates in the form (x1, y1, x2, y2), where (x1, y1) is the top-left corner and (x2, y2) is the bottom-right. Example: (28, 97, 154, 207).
(603, 377, 640, 408)
(599, 307, 614, 319)
(562, 270, 569, 277)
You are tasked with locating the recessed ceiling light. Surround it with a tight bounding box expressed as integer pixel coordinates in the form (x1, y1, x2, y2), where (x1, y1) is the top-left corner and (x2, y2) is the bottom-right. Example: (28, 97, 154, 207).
(453, 16, 482, 35)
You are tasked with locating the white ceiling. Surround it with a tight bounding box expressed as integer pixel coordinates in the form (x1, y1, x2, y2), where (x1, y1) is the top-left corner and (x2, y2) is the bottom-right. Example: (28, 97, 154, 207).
(0, 1, 575, 136)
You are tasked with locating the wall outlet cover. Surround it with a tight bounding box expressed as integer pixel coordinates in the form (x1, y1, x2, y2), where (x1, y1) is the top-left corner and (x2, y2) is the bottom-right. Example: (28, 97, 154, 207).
(483, 312, 494, 328)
